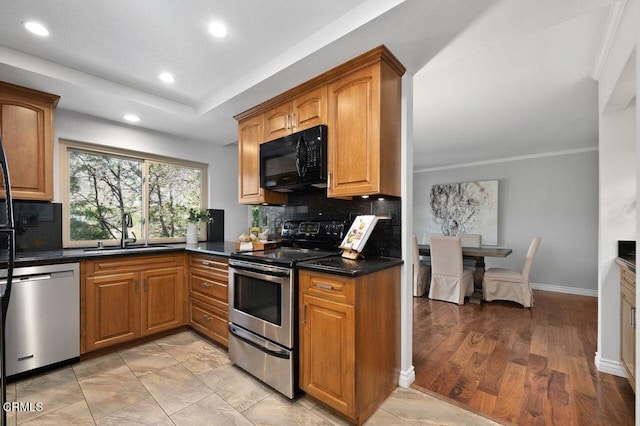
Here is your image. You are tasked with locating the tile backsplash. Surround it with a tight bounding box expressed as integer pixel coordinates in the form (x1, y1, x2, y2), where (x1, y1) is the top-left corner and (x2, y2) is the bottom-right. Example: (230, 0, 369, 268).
(13, 201, 62, 251)
(253, 191, 401, 257)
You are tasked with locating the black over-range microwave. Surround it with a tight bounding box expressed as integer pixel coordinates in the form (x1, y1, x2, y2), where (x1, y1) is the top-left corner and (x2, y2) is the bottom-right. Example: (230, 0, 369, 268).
(260, 124, 327, 192)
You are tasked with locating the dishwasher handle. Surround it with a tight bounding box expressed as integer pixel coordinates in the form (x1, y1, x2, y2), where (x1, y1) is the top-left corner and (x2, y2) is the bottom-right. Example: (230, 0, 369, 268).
(0, 269, 75, 286)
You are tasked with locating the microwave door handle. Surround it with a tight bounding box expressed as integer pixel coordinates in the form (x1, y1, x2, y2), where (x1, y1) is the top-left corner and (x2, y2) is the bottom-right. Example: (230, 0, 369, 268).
(296, 137, 307, 178)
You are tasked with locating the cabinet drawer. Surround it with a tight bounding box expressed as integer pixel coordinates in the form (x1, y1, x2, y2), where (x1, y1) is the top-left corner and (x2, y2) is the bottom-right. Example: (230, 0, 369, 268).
(189, 300, 228, 346)
(622, 267, 636, 290)
(189, 254, 228, 276)
(299, 271, 354, 304)
(86, 253, 184, 276)
(190, 271, 228, 303)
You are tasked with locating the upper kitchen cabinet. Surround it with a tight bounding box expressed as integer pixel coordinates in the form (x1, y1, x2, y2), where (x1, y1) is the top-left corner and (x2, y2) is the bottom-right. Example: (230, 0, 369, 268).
(237, 114, 287, 205)
(263, 86, 327, 141)
(0, 81, 59, 201)
(235, 45, 404, 203)
(327, 48, 405, 198)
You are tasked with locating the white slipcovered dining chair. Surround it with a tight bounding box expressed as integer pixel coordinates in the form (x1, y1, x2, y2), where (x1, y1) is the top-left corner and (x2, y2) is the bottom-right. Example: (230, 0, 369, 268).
(483, 236, 541, 308)
(428, 235, 474, 305)
(413, 235, 430, 296)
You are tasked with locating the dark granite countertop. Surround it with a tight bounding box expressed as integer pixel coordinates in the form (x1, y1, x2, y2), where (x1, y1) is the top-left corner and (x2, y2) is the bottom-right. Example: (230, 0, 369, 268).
(297, 256, 403, 277)
(13, 241, 238, 266)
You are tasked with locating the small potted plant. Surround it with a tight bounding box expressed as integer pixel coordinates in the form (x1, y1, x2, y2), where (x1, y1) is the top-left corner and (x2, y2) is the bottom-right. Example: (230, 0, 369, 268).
(186, 208, 211, 244)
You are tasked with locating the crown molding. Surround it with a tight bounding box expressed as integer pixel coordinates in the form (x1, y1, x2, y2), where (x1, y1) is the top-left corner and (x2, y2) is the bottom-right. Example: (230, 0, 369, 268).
(414, 147, 598, 174)
(591, 0, 627, 81)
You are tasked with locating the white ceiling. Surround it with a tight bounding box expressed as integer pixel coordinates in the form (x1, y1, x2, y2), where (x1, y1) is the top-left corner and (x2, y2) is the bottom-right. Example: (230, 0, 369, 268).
(0, 0, 616, 169)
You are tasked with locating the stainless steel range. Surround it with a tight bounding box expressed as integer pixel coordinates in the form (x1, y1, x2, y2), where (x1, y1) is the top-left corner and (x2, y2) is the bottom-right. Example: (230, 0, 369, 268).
(228, 219, 346, 398)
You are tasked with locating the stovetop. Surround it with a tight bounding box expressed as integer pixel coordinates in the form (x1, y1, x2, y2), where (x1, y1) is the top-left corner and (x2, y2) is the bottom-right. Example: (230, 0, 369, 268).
(230, 247, 340, 267)
(231, 218, 346, 267)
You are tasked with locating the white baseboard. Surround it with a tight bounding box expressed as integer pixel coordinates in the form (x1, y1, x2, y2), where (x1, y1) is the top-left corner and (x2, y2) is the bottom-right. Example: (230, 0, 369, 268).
(594, 352, 627, 377)
(398, 366, 416, 388)
(531, 282, 597, 297)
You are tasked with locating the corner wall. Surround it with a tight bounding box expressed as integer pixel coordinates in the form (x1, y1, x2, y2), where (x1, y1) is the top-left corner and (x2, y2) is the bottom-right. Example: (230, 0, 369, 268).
(596, 0, 639, 401)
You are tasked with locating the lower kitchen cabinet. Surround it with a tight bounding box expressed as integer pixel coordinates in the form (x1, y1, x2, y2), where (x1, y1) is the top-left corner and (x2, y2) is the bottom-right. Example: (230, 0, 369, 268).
(83, 253, 186, 353)
(188, 254, 229, 346)
(299, 266, 400, 424)
(619, 263, 636, 392)
(141, 267, 185, 335)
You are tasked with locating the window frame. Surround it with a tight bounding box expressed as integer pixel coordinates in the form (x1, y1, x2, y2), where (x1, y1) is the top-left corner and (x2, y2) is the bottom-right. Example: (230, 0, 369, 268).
(59, 139, 208, 248)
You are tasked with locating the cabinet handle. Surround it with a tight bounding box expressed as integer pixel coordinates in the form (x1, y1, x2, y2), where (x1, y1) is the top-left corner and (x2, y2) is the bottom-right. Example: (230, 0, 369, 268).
(327, 172, 331, 189)
(202, 282, 212, 288)
(303, 304, 307, 324)
(202, 261, 211, 266)
(203, 315, 212, 321)
(291, 112, 296, 128)
(315, 283, 334, 291)
(632, 307, 636, 327)
(287, 114, 291, 130)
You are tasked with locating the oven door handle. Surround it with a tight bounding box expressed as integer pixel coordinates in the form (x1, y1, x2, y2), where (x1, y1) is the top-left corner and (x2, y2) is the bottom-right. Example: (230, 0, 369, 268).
(229, 263, 290, 279)
(228, 324, 290, 359)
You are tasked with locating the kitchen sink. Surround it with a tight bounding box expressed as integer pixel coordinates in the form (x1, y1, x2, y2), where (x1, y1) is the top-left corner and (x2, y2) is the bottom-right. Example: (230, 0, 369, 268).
(83, 244, 170, 253)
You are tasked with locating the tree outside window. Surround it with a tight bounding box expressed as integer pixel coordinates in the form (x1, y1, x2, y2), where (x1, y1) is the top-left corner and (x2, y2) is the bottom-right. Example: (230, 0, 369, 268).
(66, 145, 205, 246)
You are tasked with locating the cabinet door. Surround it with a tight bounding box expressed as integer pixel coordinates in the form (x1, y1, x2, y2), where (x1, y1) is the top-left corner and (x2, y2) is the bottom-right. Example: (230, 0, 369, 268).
(141, 267, 185, 335)
(292, 86, 326, 132)
(0, 97, 54, 200)
(621, 287, 635, 390)
(85, 272, 140, 351)
(264, 102, 292, 141)
(300, 293, 355, 418)
(237, 115, 287, 205)
(327, 65, 380, 198)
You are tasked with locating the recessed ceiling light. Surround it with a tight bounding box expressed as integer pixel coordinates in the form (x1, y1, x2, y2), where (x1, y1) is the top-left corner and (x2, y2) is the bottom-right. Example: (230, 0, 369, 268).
(124, 114, 140, 123)
(208, 21, 227, 38)
(158, 72, 175, 84)
(23, 21, 49, 37)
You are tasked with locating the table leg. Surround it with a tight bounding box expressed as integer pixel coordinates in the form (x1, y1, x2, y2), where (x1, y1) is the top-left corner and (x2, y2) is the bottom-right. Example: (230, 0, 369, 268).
(469, 256, 485, 304)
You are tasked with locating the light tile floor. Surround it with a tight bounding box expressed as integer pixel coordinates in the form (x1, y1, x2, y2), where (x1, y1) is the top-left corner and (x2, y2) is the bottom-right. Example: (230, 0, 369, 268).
(5, 331, 499, 425)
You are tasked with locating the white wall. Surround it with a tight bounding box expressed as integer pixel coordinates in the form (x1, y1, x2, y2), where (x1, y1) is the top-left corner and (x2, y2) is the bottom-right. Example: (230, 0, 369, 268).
(596, 0, 639, 398)
(414, 150, 599, 294)
(598, 104, 636, 376)
(53, 109, 248, 241)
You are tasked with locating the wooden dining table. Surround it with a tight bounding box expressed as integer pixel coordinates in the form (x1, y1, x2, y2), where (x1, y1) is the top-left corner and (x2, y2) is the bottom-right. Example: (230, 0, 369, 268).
(418, 244, 513, 304)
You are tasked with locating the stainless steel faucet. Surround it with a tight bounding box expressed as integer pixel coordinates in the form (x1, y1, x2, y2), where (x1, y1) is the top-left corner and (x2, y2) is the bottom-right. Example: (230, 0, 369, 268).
(121, 212, 137, 248)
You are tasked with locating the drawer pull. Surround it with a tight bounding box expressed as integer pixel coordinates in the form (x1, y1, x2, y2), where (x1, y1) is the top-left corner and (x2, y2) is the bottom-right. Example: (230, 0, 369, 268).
(202, 282, 212, 288)
(203, 315, 212, 321)
(202, 261, 211, 266)
(315, 283, 334, 290)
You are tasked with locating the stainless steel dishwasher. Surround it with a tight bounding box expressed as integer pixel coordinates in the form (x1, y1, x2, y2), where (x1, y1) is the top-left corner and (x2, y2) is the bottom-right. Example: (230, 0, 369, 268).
(0, 263, 80, 377)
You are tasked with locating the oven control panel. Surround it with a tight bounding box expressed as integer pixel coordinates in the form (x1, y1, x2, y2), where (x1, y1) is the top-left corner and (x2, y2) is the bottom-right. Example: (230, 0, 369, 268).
(281, 220, 346, 240)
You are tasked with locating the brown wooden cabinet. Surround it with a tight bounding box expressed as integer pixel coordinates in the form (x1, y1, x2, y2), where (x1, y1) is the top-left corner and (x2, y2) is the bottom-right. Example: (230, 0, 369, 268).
(619, 263, 636, 392)
(141, 267, 185, 336)
(327, 54, 404, 198)
(0, 81, 59, 200)
(263, 86, 327, 141)
(235, 45, 404, 204)
(238, 114, 287, 205)
(187, 254, 230, 347)
(83, 253, 185, 353)
(299, 266, 400, 424)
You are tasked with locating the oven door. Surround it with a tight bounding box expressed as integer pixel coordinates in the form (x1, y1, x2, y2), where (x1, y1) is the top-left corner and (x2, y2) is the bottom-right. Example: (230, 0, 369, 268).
(228, 260, 293, 348)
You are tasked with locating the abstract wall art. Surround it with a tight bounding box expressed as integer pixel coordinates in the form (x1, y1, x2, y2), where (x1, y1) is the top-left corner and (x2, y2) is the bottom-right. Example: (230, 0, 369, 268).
(429, 180, 498, 245)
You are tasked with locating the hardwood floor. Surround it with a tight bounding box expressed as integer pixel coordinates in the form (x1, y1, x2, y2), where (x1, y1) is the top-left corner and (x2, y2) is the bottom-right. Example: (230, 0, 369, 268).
(412, 290, 635, 425)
